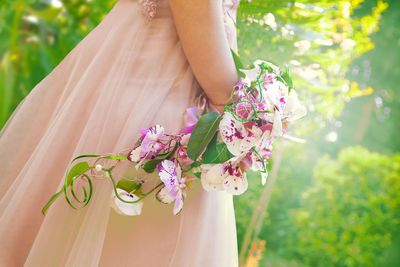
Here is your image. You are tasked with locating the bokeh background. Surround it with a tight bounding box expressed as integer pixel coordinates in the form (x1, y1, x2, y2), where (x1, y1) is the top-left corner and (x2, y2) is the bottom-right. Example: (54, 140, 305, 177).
(0, 0, 399, 266)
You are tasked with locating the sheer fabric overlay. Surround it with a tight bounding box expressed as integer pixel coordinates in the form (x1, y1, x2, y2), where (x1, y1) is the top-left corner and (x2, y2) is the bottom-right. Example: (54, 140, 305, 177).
(0, 0, 239, 266)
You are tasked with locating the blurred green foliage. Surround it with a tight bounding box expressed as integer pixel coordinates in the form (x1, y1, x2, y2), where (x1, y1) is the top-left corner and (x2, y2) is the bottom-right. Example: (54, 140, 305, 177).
(292, 146, 400, 267)
(0, 0, 117, 127)
(0, 1, 399, 266)
(236, 0, 399, 266)
(237, 0, 387, 134)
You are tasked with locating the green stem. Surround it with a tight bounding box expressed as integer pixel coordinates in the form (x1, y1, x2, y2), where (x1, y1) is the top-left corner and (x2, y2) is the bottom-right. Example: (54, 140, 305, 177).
(251, 147, 268, 173)
(105, 169, 163, 204)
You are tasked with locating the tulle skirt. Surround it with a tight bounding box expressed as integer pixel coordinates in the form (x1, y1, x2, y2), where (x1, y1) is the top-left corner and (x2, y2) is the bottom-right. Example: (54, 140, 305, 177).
(0, 0, 238, 266)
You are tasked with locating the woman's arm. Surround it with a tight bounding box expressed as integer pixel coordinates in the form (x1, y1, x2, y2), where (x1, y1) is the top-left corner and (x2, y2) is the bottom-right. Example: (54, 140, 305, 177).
(169, 0, 238, 109)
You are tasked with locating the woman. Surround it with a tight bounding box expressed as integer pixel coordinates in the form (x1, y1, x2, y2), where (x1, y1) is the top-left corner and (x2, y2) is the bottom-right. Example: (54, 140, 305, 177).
(0, 0, 240, 266)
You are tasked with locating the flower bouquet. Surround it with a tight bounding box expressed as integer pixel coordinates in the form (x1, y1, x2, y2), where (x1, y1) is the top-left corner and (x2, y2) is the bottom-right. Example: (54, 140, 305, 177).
(41, 56, 306, 216)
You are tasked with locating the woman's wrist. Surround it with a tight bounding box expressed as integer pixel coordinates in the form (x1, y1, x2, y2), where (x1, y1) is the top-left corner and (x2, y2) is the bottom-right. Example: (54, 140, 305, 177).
(209, 99, 230, 114)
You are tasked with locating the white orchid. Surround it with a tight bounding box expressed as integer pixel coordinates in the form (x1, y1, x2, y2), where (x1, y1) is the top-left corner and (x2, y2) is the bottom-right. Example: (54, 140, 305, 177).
(270, 90, 306, 137)
(263, 80, 289, 111)
(200, 164, 226, 191)
(200, 159, 248, 195)
(282, 89, 307, 122)
(219, 112, 263, 156)
(111, 188, 144, 216)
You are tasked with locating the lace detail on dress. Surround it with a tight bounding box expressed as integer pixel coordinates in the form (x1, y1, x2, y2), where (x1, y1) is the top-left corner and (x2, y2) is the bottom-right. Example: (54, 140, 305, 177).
(139, 0, 159, 21)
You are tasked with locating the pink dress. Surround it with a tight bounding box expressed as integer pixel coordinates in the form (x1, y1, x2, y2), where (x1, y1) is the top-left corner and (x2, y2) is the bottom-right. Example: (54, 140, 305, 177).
(0, 0, 239, 266)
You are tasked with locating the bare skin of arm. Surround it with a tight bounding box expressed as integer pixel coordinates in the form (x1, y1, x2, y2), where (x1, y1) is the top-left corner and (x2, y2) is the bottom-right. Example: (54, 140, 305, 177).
(169, 0, 238, 112)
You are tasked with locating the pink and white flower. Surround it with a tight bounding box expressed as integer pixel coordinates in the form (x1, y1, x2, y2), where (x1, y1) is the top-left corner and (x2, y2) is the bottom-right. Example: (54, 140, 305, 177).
(234, 101, 255, 120)
(175, 134, 193, 167)
(241, 60, 280, 83)
(262, 72, 277, 86)
(263, 80, 289, 112)
(200, 159, 248, 195)
(128, 125, 175, 168)
(233, 78, 249, 99)
(179, 104, 205, 134)
(222, 161, 248, 195)
(270, 89, 307, 137)
(219, 113, 263, 156)
(156, 159, 190, 215)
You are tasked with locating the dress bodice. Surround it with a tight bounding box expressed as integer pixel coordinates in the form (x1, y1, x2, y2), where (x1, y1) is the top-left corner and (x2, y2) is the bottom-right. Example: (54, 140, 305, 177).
(138, 0, 240, 51)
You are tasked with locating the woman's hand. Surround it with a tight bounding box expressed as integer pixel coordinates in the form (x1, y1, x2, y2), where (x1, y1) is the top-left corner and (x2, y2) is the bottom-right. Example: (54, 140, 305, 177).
(169, 0, 238, 106)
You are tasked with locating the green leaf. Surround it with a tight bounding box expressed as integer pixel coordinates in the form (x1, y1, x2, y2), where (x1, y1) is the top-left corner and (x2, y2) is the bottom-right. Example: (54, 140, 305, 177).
(66, 161, 91, 185)
(202, 133, 234, 163)
(230, 49, 245, 78)
(104, 155, 128, 161)
(190, 161, 202, 169)
(143, 159, 162, 173)
(116, 178, 142, 193)
(142, 146, 177, 173)
(280, 65, 294, 91)
(41, 190, 62, 215)
(187, 112, 222, 161)
(193, 172, 201, 179)
(71, 154, 102, 162)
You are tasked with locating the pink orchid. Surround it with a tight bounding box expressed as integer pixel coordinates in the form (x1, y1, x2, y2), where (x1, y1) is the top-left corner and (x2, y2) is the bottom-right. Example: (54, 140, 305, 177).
(234, 101, 254, 120)
(175, 134, 193, 167)
(232, 78, 249, 99)
(262, 72, 276, 86)
(156, 159, 189, 215)
(140, 125, 167, 158)
(128, 125, 173, 164)
(248, 94, 267, 110)
(179, 107, 199, 134)
(179, 98, 206, 134)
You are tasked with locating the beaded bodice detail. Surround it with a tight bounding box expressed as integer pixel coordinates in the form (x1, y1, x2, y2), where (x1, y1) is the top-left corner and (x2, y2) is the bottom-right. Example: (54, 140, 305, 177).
(138, 0, 159, 21)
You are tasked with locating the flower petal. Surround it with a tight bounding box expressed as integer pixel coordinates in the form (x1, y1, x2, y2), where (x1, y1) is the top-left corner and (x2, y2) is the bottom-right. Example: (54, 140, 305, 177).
(261, 171, 268, 186)
(271, 111, 283, 137)
(284, 90, 307, 122)
(158, 160, 179, 189)
(111, 188, 143, 216)
(240, 125, 263, 152)
(156, 186, 175, 204)
(173, 191, 184, 215)
(223, 172, 248, 195)
(128, 146, 141, 162)
(219, 113, 245, 156)
(200, 164, 225, 191)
